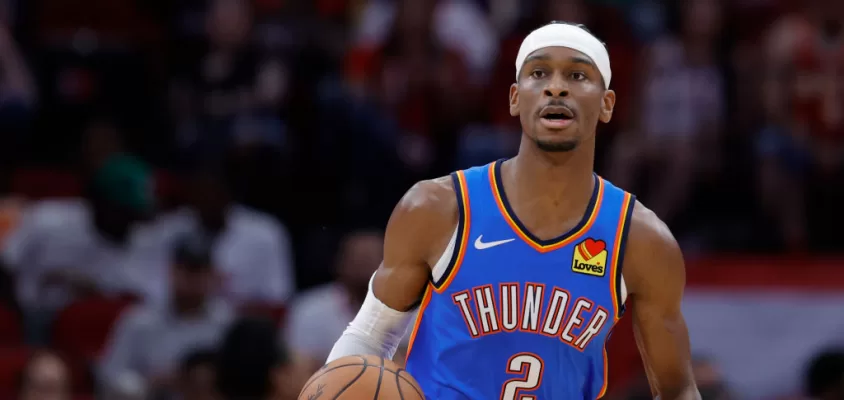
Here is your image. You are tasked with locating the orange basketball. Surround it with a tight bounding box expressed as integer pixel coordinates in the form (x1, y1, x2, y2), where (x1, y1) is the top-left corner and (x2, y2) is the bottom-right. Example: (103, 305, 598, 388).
(298, 355, 425, 400)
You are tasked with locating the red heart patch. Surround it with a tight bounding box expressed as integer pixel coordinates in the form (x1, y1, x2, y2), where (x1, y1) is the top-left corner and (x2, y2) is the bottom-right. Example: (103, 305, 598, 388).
(578, 238, 606, 259)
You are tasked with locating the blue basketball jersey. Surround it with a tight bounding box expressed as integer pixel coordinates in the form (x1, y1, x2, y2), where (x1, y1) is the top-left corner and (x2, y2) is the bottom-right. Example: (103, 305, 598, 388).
(405, 160, 636, 400)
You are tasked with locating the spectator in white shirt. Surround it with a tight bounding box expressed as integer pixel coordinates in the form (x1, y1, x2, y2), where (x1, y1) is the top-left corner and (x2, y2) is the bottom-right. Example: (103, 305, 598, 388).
(149, 165, 295, 306)
(98, 233, 234, 399)
(0, 155, 155, 341)
(285, 229, 410, 373)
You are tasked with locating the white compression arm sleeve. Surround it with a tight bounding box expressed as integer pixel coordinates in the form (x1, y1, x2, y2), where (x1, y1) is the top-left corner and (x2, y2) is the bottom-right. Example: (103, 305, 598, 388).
(326, 275, 416, 363)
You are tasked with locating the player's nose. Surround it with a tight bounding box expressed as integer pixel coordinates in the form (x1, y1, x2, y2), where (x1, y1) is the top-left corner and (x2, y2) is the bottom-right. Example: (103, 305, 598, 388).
(543, 75, 569, 98)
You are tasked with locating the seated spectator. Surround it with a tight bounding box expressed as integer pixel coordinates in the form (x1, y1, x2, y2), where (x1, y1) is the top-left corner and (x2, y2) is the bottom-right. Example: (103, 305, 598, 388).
(764, 1, 844, 251)
(16, 350, 71, 400)
(150, 163, 295, 306)
(344, 0, 474, 177)
(351, 0, 497, 78)
(170, 0, 288, 156)
(608, 0, 726, 229)
(754, 74, 809, 251)
(0, 155, 155, 342)
(285, 229, 409, 372)
(217, 317, 302, 400)
(98, 233, 234, 399)
(178, 349, 219, 400)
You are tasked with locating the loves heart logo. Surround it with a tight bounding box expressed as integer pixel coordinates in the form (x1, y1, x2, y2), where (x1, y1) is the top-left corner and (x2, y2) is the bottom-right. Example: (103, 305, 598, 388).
(572, 238, 609, 277)
(576, 238, 606, 261)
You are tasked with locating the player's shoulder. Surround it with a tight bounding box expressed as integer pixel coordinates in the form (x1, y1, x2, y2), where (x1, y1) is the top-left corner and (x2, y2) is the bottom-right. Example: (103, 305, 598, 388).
(385, 175, 459, 261)
(622, 201, 685, 291)
(391, 175, 458, 225)
(627, 201, 676, 251)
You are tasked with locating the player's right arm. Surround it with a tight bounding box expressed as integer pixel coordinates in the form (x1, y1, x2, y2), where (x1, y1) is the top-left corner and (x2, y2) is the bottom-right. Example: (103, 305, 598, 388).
(326, 177, 458, 362)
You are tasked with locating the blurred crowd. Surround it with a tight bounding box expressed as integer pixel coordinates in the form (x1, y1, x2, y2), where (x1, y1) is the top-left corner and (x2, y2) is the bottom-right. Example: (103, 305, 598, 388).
(0, 0, 842, 399)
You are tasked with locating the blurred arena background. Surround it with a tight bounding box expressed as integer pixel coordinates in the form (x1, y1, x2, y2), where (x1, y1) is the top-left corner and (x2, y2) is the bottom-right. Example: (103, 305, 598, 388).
(0, 0, 842, 399)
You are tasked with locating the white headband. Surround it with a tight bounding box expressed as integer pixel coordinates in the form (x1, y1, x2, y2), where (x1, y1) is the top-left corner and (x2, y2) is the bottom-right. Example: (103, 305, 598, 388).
(515, 23, 611, 89)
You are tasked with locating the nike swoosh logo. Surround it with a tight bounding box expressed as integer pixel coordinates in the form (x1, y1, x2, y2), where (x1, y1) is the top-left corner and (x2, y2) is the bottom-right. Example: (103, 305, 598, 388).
(474, 235, 515, 250)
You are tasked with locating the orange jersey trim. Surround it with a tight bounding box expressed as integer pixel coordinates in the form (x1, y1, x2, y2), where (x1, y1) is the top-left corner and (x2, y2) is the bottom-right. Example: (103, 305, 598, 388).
(598, 192, 636, 398)
(596, 322, 617, 399)
(433, 170, 472, 293)
(405, 284, 433, 360)
(609, 192, 633, 321)
(409, 171, 471, 359)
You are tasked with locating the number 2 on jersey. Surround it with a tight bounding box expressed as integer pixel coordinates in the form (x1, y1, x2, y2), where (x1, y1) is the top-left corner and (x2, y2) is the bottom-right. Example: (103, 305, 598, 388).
(500, 353, 544, 400)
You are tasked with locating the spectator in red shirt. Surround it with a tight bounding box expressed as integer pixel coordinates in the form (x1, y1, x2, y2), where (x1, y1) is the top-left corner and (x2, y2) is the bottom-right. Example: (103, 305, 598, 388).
(344, 0, 471, 176)
(763, 0, 844, 250)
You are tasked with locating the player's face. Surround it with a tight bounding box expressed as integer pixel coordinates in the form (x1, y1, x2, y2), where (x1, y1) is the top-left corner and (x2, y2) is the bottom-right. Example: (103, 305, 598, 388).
(509, 46, 615, 152)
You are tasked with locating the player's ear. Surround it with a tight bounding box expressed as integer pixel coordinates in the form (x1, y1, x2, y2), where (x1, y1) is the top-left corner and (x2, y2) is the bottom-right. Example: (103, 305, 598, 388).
(509, 83, 520, 116)
(599, 89, 615, 123)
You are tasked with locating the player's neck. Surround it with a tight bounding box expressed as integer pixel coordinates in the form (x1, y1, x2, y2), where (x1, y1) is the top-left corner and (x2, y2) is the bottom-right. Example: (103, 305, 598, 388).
(507, 137, 595, 200)
(516, 134, 594, 176)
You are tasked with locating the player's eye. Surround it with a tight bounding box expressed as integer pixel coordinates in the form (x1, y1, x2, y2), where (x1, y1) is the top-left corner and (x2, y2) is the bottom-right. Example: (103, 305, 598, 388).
(530, 70, 546, 79)
(570, 72, 587, 81)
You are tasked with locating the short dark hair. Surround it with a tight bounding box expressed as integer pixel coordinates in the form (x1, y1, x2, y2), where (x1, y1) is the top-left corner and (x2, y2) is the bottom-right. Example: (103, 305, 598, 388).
(805, 349, 844, 397)
(172, 232, 214, 271)
(181, 348, 218, 374)
(216, 317, 290, 399)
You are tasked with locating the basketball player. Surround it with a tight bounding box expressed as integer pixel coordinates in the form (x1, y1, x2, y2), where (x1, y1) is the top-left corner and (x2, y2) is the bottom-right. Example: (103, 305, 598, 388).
(327, 22, 700, 399)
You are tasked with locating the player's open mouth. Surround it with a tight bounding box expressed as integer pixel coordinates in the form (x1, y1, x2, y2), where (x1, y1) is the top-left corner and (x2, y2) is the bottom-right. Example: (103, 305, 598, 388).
(539, 106, 575, 128)
(542, 113, 572, 120)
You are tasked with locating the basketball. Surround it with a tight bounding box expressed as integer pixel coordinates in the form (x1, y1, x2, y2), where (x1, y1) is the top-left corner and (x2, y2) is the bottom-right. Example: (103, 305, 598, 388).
(298, 355, 425, 400)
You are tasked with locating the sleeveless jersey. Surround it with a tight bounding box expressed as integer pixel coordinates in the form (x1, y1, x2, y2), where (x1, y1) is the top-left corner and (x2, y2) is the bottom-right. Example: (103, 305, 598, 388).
(405, 160, 636, 400)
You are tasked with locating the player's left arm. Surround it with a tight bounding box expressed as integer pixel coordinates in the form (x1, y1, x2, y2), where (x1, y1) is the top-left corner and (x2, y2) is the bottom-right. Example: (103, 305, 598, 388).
(623, 203, 700, 400)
